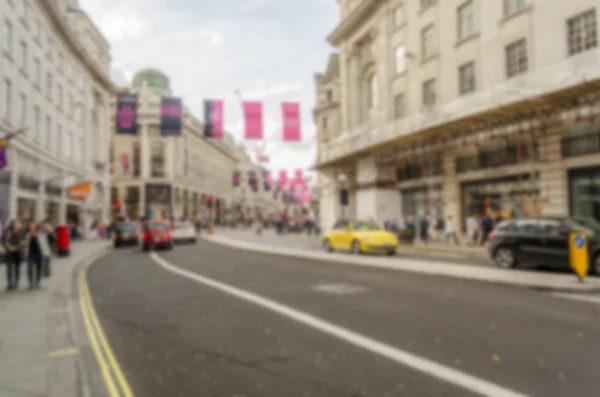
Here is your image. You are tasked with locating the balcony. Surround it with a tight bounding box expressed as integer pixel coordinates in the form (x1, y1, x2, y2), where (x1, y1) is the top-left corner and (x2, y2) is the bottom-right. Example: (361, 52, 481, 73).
(317, 48, 600, 168)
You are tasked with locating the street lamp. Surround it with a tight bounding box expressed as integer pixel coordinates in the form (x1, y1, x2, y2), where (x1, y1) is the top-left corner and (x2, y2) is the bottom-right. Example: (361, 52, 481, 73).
(338, 173, 348, 220)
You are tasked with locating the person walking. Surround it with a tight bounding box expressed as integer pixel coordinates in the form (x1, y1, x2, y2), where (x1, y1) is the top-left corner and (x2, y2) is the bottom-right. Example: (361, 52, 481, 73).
(3, 219, 25, 291)
(25, 223, 47, 289)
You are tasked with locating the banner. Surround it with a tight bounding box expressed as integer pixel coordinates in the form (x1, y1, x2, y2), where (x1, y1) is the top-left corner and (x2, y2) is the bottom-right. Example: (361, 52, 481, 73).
(294, 169, 303, 182)
(115, 93, 138, 134)
(121, 154, 129, 174)
(232, 171, 241, 187)
(282, 102, 301, 141)
(160, 96, 182, 136)
(279, 170, 288, 187)
(243, 101, 263, 140)
(0, 132, 19, 170)
(248, 170, 258, 191)
(67, 180, 93, 199)
(203, 99, 224, 138)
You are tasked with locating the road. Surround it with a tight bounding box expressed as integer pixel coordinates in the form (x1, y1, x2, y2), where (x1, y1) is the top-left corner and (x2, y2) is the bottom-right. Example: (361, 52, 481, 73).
(85, 240, 600, 397)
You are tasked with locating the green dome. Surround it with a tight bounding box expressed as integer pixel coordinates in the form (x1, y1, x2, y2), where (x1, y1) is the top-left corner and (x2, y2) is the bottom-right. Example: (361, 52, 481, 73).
(132, 68, 170, 90)
(223, 132, 235, 146)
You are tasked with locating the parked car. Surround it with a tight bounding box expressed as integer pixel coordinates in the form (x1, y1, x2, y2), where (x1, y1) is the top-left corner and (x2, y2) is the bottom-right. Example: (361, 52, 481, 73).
(323, 220, 399, 255)
(487, 216, 600, 274)
(113, 222, 139, 248)
(171, 222, 197, 244)
(142, 221, 173, 251)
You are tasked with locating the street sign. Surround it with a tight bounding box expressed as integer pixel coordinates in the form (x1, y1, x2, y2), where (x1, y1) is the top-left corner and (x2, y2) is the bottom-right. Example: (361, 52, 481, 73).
(569, 232, 589, 281)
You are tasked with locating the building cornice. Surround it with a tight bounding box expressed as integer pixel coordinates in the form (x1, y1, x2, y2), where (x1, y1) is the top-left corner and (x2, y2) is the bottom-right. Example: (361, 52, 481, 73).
(40, 0, 116, 94)
(327, 0, 378, 47)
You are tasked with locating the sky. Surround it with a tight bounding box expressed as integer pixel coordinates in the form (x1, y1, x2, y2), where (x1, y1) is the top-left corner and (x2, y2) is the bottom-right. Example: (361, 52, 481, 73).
(78, 0, 338, 182)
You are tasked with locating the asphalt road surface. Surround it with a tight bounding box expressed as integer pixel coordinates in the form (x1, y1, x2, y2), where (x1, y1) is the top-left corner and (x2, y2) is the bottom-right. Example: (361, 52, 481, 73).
(85, 240, 600, 397)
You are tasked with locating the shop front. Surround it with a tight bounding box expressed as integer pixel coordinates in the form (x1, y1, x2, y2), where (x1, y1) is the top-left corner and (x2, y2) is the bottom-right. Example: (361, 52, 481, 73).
(16, 197, 36, 225)
(145, 183, 172, 220)
(569, 167, 600, 222)
(400, 185, 443, 219)
(45, 201, 59, 225)
(461, 175, 540, 226)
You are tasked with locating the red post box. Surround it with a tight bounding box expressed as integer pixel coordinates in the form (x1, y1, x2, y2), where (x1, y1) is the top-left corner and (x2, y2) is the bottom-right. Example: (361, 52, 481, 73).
(55, 225, 71, 256)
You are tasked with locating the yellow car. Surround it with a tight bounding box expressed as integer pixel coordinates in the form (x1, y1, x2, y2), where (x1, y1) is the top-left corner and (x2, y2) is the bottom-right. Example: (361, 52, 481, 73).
(323, 220, 399, 255)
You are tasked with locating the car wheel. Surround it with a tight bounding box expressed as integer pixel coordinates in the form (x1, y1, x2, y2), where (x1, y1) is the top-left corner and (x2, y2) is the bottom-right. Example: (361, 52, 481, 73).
(167, 244, 173, 250)
(351, 240, 362, 255)
(323, 239, 333, 252)
(494, 246, 517, 269)
(113, 241, 120, 249)
(385, 249, 396, 256)
(191, 238, 197, 244)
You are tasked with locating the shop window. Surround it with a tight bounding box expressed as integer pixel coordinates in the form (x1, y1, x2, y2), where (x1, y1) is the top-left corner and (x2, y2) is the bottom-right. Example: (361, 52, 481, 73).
(132, 141, 141, 177)
(111, 187, 118, 204)
(125, 186, 140, 204)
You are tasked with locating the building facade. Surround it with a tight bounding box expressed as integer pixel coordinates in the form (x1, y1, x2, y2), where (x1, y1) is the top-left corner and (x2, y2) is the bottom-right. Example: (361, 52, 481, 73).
(315, 0, 600, 232)
(0, 0, 114, 226)
(110, 69, 238, 222)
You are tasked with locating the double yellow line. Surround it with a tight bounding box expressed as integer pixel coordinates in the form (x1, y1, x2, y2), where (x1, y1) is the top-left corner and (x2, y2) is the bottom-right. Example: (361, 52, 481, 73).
(78, 261, 135, 397)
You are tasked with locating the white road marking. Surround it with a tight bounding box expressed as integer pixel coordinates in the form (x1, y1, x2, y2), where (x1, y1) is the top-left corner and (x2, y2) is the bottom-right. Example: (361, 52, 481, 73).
(552, 293, 600, 304)
(311, 283, 367, 295)
(150, 253, 528, 397)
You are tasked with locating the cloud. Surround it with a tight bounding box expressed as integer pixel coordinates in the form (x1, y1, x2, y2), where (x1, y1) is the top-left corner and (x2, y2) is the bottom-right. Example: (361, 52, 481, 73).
(238, 0, 272, 12)
(240, 83, 302, 100)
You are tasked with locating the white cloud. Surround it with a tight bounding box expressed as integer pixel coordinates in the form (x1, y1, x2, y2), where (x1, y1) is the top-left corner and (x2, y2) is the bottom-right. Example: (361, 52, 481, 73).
(241, 84, 302, 100)
(238, 0, 272, 12)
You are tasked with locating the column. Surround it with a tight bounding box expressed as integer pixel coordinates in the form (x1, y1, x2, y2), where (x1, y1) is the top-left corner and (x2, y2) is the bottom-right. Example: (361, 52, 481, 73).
(141, 135, 150, 178)
(36, 175, 45, 223)
(442, 151, 461, 227)
(540, 132, 568, 216)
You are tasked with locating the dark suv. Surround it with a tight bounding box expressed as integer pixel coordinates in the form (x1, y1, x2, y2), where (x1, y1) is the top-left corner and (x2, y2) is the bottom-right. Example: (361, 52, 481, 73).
(487, 217, 600, 274)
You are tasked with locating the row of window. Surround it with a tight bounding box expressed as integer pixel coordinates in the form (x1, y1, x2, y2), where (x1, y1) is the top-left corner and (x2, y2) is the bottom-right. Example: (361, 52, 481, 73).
(0, 76, 83, 161)
(388, 8, 597, 117)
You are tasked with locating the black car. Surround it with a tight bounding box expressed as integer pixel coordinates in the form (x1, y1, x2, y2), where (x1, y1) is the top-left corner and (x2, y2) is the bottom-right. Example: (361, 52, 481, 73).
(113, 223, 140, 248)
(487, 216, 600, 274)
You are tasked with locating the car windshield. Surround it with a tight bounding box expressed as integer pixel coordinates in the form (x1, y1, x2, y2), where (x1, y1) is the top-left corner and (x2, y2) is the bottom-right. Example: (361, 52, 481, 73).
(117, 223, 135, 232)
(146, 222, 167, 231)
(353, 222, 382, 231)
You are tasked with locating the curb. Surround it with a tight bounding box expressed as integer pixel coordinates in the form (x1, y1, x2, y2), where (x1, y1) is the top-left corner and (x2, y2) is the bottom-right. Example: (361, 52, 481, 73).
(200, 234, 600, 293)
(403, 245, 488, 258)
(64, 245, 112, 397)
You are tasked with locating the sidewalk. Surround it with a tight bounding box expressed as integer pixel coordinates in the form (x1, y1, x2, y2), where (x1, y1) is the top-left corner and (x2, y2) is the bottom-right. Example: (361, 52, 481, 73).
(218, 228, 488, 258)
(0, 240, 110, 397)
(204, 232, 600, 292)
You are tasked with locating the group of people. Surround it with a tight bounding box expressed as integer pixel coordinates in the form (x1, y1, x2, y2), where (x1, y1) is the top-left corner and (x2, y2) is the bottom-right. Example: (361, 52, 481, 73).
(1, 219, 55, 292)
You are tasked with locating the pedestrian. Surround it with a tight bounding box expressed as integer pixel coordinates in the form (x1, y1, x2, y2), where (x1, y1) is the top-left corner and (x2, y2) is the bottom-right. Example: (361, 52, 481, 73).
(419, 215, 429, 245)
(445, 215, 460, 245)
(38, 222, 53, 279)
(3, 219, 25, 291)
(25, 223, 48, 289)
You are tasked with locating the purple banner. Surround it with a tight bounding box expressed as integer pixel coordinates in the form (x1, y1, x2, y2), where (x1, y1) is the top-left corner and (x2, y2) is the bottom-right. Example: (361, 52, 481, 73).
(0, 133, 17, 170)
(115, 93, 138, 134)
(160, 97, 182, 136)
(232, 171, 240, 187)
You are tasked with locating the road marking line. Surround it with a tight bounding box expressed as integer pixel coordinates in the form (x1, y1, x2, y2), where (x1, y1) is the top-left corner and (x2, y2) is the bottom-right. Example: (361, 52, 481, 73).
(552, 293, 600, 304)
(78, 268, 120, 396)
(150, 253, 528, 397)
(81, 264, 135, 397)
(48, 347, 79, 358)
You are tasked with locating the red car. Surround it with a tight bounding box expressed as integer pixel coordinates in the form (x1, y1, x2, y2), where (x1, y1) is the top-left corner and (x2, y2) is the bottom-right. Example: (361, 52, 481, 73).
(142, 221, 173, 251)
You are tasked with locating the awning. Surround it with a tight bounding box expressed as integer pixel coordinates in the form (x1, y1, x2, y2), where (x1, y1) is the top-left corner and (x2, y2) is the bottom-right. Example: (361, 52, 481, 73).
(67, 180, 93, 199)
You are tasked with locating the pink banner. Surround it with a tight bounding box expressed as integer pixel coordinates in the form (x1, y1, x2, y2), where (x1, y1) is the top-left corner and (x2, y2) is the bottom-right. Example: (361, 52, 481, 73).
(300, 192, 310, 204)
(294, 169, 303, 182)
(282, 102, 301, 141)
(266, 171, 272, 186)
(243, 101, 263, 140)
(213, 100, 224, 138)
(278, 170, 288, 187)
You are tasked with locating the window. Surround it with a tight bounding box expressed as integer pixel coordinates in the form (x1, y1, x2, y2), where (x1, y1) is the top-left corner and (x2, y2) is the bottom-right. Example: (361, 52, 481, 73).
(56, 123, 62, 154)
(18, 40, 27, 70)
(57, 51, 63, 71)
(1, 78, 12, 121)
(18, 92, 26, 126)
(395, 45, 406, 73)
(47, 36, 53, 59)
(322, 116, 328, 129)
(422, 79, 436, 107)
(150, 142, 165, 177)
(68, 94, 73, 118)
(420, 0, 436, 11)
(46, 72, 53, 99)
(333, 221, 349, 230)
(505, 39, 528, 77)
(64, 131, 72, 158)
(17, 0, 27, 18)
(3, 20, 13, 55)
(514, 219, 538, 234)
(503, 0, 526, 17)
(148, 124, 161, 137)
(32, 57, 40, 85)
(326, 89, 332, 101)
(457, 1, 475, 40)
(459, 61, 476, 95)
(76, 136, 84, 163)
(368, 73, 378, 108)
(394, 94, 405, 118)
(33, 105, 40, 142)
(421, 24, 436, 59)
(45, 115, 51, 149)
(567, 9, 597, 56)
(394, 4, 404, 27)
(34, 19, 41, 40)
(132, 141, 141, 177)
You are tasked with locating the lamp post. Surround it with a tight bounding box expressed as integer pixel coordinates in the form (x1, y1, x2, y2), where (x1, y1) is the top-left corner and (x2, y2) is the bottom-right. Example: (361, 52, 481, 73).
(338, 172, 348, 220)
